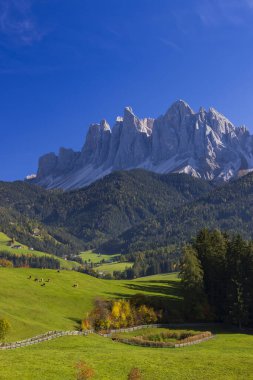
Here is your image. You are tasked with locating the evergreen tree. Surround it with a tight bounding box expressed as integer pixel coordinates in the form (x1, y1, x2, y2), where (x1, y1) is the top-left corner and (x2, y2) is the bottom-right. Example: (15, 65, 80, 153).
(179, 245, 205, 320)
(194, 229, 227, 320)
(226, 236, 250, 328)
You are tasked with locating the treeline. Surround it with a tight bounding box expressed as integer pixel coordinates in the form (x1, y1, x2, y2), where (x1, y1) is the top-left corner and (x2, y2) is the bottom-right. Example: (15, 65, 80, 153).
(114, 247, 180, 279)
(77, 246, 180, 280)
(180, 229, 253, 327)
(0, 251, 60, 269)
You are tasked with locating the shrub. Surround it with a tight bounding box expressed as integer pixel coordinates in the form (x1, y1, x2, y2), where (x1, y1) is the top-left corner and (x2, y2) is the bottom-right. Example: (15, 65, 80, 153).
(0, 259, 13, 267)
(85, 298, 111, 330)
(75, 361, 94, 380)
(82, 298, 159, 331)
(127, 367, 142, 380)
(137, 305, 157, 325)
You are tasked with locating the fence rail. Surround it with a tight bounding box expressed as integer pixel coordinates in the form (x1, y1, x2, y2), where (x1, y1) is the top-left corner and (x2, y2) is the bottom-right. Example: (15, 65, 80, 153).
(98, 324, 167, 337)
(0, 330, 93, 350)
(0, 324, 214, 350)
(113, 332, 214, 348)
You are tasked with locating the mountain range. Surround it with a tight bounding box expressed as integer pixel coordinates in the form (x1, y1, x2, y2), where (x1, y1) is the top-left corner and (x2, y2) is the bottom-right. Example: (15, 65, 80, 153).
(29, 100, 253, 190)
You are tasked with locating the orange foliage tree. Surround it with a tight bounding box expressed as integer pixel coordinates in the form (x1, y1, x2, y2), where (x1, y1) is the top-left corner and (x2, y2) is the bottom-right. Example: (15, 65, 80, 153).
(81, 298, 158, 331)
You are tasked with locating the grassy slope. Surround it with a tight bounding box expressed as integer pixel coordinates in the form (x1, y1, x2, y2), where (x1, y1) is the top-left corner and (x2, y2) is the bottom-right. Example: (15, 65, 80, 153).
(79, 250, 120, 264)
(0, 232, 78, 270)
(95, 262, 133, 274)
(0, 268, 180, 341)
(0, 329, 253, 380)
(0, 268, 253, 379)
(79, 251, 132, 274)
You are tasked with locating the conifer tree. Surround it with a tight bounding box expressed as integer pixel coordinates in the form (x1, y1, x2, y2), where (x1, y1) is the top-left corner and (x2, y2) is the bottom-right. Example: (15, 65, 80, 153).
(180, 245, 205, 319)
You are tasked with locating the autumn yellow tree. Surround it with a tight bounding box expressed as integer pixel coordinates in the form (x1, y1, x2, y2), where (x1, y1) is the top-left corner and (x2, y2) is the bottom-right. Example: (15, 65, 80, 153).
(82, 298, 159, 330)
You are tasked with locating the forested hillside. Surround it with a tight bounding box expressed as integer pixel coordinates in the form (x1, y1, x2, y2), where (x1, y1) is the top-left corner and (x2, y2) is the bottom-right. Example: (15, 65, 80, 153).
(107, 172, 253, 253)
(0, 171, 212, 254)
(2, 170, 253, 256)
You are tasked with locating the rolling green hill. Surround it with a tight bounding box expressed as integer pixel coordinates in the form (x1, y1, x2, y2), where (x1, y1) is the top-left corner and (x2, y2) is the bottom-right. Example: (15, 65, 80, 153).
(95, 261, 133, 274)
(0, 232, 79, 269)
(0, 268, 181, 341)
(79, 250, 120, 264)
(0, 268, 253, 380)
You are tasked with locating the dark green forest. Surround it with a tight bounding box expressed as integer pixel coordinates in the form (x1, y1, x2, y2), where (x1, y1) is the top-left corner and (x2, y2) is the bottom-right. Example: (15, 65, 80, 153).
(0, 251, 60, 269)
(114, 246, 181, 279)
(1, 170, 253, 257)
(180, 229, 253, 327)
(0, 170, 212, 255)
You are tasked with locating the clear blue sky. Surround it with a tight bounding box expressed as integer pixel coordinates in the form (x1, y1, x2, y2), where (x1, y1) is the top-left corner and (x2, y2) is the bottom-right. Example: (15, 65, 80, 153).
(1, 0, 253, 181)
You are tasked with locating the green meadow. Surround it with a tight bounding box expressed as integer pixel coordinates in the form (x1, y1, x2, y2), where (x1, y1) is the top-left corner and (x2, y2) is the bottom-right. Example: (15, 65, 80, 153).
(79, 250, 120, 264)
(1, 326, 253, 379)
(95, 261, 134, 274)
(0, 268, 180, 341)
(1, 267, 253, 380)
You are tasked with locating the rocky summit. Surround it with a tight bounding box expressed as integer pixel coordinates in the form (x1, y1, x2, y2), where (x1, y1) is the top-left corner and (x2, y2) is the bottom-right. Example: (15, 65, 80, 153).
(29, 100, 253, 190)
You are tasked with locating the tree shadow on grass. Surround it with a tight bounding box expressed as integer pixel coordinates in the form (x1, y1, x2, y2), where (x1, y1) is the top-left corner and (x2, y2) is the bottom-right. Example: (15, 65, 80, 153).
(104, 290, 183, 322)
(68, 317, 82, 329)
(123, 280, 183, 299)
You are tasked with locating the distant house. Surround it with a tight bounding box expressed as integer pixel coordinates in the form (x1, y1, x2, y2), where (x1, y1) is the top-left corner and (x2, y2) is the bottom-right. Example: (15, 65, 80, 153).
(29, 247, 34, 251)
(11, 245, 22, 249)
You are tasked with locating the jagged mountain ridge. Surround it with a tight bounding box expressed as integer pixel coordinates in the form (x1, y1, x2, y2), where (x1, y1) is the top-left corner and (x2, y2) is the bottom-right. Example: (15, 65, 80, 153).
(30, 100, 253, 190)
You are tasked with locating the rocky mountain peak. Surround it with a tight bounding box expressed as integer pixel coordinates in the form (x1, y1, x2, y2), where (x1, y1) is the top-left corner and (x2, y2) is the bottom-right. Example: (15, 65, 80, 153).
(165, 99, 194, 118)
(30, 100, 253, 190)
(100, 119, 111, 131)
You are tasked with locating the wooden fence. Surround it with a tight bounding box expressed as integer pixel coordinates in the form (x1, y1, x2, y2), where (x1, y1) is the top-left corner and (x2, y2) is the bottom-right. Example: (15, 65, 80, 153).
(0, 330, 93, 350)
(113, 332, 214, 348)
(0, 324, 214, 350)
(98, 324, 167, 337)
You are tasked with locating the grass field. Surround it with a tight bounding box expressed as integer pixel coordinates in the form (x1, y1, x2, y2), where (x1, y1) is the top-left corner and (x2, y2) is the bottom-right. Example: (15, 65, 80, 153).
(0, 232, 79, 270)
(0, 327, 253, 379)
(95, 261, 133, 274)
(0, 268, 180, 341)
(0, 268, 253, 379)
(79, 250, 120, 264)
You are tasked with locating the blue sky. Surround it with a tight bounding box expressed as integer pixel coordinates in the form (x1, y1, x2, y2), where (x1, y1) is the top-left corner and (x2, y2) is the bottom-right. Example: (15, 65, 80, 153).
(1, 0, 253, 180)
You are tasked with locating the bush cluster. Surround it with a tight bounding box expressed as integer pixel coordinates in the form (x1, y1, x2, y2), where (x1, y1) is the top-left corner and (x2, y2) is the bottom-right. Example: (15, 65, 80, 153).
(81, 298, 158, 331)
